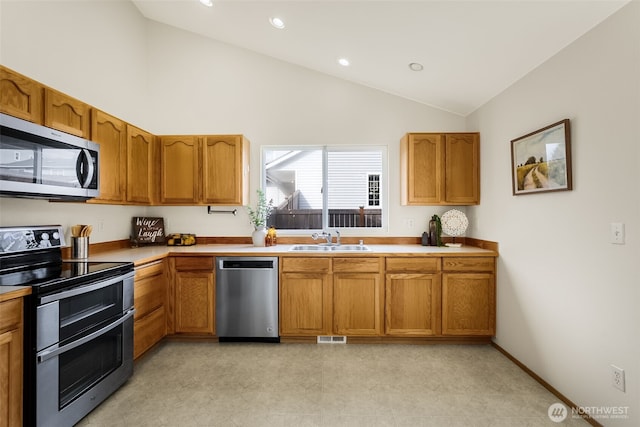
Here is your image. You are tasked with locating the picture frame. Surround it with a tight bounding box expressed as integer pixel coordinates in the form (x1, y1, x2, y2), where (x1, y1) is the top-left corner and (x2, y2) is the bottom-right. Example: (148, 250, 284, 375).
(511, 119, 572, 195)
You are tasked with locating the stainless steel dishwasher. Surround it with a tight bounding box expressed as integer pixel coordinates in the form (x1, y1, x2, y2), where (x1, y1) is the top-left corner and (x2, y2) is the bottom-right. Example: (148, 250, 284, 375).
(215, 256, 279, 342)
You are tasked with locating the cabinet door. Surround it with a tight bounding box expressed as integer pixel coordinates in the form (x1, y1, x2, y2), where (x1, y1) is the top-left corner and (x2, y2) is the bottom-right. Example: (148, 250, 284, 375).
(333, 273, 383, 336)
(44, 88, 91, 138)
(442, 273, 495, 336)
(174, 271, 215, 334)
(0, 65, 43, 123)
(280, 272, 332, 336)
(202, 135, 248, 205)
(0, 299, 23, 427)
(385, 273, 441, 336)
(160, 136, 200, 204)
(90, 110, 126, 203)
(401, 133, 444, 205)
(126, 125, 155, 204)
(445, 133, 479, 204)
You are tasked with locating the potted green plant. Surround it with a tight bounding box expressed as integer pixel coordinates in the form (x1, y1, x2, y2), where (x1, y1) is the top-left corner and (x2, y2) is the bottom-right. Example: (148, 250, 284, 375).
(245, 189, 274, 246)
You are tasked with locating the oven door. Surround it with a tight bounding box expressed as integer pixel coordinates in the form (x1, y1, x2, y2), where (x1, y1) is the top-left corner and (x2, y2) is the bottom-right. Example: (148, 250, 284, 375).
(33, 272, 134, 427)
(35, 312, 134, 427)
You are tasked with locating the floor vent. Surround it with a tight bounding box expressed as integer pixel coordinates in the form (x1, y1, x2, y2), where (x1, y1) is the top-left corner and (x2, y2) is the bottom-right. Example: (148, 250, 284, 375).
(317, 336, 347, 344)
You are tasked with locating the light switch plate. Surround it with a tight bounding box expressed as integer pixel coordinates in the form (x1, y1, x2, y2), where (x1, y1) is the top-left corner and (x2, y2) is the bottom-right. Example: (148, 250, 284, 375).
(610, 222, 625, 244)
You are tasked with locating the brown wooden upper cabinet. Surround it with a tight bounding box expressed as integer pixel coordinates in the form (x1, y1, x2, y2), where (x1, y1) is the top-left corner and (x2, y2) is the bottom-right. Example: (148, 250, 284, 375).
(160, 135, 249, 205)
(127, 124, 156, 204)
(0, 65, 43, 123)
(44, 88, 91, 138)
(89, 110, 127, 203)
(401, 133, 480, 205)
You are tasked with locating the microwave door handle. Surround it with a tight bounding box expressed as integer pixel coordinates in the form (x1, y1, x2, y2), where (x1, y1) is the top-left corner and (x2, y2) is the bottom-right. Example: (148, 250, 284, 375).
(36, 308, 135, 363)
(75, 149, 95, 188)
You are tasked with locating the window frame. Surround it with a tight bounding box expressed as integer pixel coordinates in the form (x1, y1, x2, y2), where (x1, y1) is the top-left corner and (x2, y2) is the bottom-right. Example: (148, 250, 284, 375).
(260, 145, 388, 234)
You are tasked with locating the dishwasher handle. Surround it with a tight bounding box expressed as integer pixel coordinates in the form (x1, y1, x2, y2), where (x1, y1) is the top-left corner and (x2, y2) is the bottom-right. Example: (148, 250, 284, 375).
(219, 259, 276, 270)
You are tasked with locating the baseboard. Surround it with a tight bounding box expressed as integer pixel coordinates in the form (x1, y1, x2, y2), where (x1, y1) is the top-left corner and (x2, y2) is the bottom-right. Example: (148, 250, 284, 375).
(491, 342, 602, 427)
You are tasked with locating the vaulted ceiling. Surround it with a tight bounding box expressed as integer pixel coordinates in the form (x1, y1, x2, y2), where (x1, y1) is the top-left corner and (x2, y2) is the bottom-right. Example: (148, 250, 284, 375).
(132, 0, 629, 116)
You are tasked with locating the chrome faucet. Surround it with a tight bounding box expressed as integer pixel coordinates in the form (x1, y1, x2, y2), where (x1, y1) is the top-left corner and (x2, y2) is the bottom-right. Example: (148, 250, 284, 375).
(312, 231, 332, 245)
(311, 230, 341, 245)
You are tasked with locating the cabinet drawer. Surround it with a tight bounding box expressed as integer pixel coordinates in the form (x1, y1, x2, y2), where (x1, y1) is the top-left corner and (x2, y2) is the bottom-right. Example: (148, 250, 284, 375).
(173, 256, 214, 271)
(386, 257, 440, 272)
(134, 276, 166, 320)
(442, 257, 494, 272)
(0, 299, 22, 332)
(134, 306, 166, 359)
(333, 257, 381, 273)
(281, 257, 331, 273)
(135, 260, 164, 280)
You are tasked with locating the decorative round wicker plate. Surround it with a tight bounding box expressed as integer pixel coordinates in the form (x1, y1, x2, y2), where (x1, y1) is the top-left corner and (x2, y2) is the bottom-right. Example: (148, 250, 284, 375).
(441, 209, 469, 237)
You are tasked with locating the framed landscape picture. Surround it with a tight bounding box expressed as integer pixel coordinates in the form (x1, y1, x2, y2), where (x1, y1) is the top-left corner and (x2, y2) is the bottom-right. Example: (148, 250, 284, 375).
(511, 119, 572, 195)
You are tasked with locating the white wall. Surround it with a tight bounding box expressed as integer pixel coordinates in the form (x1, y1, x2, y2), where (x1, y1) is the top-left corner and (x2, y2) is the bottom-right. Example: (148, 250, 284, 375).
(1, 0, 639, 424)
(466, 2, 639, 425)
(0, 0, 464, 240)
(0, 0, 150, 242)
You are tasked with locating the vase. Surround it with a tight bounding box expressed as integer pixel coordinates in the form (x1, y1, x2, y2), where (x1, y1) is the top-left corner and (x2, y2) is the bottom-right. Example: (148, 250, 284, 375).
(252, 226, 267, 247)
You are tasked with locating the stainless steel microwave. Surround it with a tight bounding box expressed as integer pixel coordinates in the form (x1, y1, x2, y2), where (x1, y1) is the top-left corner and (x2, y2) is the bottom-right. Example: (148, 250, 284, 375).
(0, 113, 100, 200)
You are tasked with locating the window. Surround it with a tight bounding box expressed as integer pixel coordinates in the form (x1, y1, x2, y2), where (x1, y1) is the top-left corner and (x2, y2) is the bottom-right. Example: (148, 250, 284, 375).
(263, 146, 386, 230)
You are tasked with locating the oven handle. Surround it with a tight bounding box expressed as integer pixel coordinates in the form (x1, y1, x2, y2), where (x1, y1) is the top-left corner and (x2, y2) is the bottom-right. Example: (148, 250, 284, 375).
(37, 308, 135, 363)
(39, 270, 134, 305)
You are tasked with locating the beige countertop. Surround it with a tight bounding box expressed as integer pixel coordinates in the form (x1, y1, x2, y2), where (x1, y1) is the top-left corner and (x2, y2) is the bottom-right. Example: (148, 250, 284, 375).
(83, 244, 497, 266)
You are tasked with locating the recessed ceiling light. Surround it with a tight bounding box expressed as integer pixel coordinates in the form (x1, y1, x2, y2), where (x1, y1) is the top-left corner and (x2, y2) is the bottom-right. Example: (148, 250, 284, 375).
(338, 58, 350, 67)
(199, 0, 213, 7)
(269, 17, 285, 29)
(409, 62, 424, 71)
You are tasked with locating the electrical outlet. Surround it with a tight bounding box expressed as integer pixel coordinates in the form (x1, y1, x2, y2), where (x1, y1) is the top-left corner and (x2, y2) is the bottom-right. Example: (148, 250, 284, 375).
(405, 218, 414, 228)
(611, 365, 625, 392)
(610, 223, 625, 244)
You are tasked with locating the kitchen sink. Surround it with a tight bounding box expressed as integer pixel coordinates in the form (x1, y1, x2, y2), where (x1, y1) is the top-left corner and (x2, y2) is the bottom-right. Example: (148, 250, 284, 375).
(289, 244, 371, 252)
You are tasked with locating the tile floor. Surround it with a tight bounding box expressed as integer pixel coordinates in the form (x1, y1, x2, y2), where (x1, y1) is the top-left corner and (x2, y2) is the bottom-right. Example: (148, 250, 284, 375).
(77, 342, 589, 426)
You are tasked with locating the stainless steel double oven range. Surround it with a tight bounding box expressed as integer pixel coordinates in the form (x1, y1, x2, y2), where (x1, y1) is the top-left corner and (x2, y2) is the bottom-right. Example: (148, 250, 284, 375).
(0, 225, 134, 427)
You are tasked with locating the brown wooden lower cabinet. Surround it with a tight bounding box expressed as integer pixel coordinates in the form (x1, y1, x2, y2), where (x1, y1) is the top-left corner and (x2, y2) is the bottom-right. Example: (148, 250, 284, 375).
(332, 257, 383, 336)
(441, 257, 495, 336)
(442, 272, 495, 336)
(280, 255, 495, 340)
(333, 272, 382, 335)
(280, 257, 332, 336)
(280, 272, 332, 335)
(385, 273, 441, 336)
(133, 260, 167, 359)
(0, 298, 23, 427)
(384, 257, 442, 336)
(142, 254, 495, 342)
(170, 257, 215, 335)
